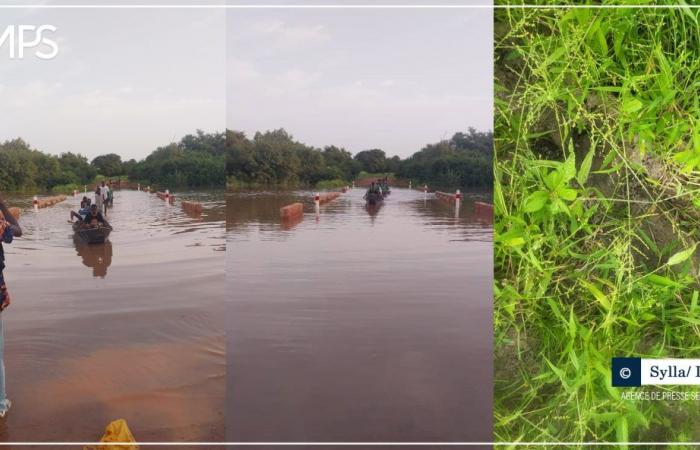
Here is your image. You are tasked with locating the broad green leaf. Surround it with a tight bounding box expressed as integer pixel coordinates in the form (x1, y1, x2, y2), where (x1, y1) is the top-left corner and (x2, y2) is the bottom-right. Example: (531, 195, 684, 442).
(562, 151, 576, 182)
(680, 0, 699, 27)
(504, 237, 525, 247)
(667, 243, 697, 266)
(493, 171, 507, 216)
(545, 169, 563, 190)
(558, 187, 578, 201)
(615, 416, 629, 447)
(544, 358, 569, 391)
(679, 316, 700, 326)
(523, 190, 548, 213)
(580, 279, 611, 311)
(546, 297, 565, 323)
(645, 274, 684, 288)
(568, 307, 576, 340)
(622, 97, 643, 114)
(577, 144, 595, 186)
(543, 46, 566, 68)
(550, 198, 570, 216)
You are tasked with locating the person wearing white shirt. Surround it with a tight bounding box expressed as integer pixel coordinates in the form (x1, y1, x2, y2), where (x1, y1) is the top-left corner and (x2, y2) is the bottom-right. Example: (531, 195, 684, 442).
(100, 181, 110, 215)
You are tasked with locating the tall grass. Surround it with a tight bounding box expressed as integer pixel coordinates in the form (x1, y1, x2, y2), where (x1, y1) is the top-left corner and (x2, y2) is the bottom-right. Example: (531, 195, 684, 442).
(495, 4, 700, 445)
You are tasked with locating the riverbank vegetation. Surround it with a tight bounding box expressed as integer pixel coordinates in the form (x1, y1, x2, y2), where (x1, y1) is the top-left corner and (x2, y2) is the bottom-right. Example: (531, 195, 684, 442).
(0, 130, 225, 193)
(495, 4, 700, 444)
(225, 128, 492, 190)
(1, 124, 490, 193)
(396, 129, 493, 188)
(226, 129, 357, 188)
(129, 131, 225, 187)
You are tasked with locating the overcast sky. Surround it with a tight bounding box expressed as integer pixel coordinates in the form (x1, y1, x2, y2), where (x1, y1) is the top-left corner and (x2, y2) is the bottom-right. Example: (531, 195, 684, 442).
(0, 6, 225, 161)
(227, 4, 492, 158)
(1, 1, 491, 161)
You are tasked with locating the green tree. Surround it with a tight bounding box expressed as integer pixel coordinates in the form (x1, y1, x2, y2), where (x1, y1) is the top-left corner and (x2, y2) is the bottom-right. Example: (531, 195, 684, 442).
(131, 131, 225, 187)
(225, 127, 493, 189)
(397, 129, 493, 189)
(353, 149, 388, 173)
(58, 152, 96, 184)
(91, 153, 123, 177)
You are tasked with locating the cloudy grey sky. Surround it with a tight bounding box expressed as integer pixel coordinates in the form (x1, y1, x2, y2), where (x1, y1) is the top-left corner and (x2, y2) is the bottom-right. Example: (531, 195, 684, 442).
(0, 5, 225, 160)
(1, 2, 491, 161)
(227, 5, 492, 158)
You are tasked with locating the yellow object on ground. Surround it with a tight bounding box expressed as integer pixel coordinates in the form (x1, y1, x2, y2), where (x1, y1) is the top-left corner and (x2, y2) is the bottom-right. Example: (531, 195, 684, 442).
(84, 419, 138, 450)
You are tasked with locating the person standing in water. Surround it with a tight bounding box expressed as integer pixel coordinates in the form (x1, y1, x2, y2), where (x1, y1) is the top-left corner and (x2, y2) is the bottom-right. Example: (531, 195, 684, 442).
(0, 194, 22, 418)
(101, 181, 110, 216)
(94, 185, 103, 215)
(106, 182, 114, 209)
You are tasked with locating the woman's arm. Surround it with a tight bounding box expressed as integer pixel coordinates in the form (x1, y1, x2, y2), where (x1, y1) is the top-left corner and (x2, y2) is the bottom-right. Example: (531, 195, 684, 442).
(0, 195, 22, 237)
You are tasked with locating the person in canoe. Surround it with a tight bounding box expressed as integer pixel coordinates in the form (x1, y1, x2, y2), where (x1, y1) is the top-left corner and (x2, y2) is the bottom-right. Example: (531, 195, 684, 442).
(0, 194, 22, 418)
(367, 181, 382, 196)
(81, 204, 109, 228)
(364, 181, 385, 205)
(69, 196, 91, 222)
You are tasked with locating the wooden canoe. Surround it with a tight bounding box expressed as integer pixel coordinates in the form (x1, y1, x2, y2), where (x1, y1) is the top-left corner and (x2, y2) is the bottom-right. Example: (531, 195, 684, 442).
(72, 221, 113, 244)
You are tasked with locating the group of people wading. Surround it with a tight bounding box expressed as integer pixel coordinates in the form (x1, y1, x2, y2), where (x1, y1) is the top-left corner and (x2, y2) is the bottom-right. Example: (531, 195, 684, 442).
(70, 180, 113, 227)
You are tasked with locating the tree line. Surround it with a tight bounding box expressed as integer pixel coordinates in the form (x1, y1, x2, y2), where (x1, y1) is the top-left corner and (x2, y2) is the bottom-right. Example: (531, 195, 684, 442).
(0, 130, 226, 192)
(397, 129, 493, 188)
(0, 127, 491, 192)
(226, 128, 493, 189)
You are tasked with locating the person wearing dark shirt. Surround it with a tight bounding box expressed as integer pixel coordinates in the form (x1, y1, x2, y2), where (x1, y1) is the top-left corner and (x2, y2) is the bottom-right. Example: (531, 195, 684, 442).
(83, 204, 106, 227)
(0, 194, 21, 418)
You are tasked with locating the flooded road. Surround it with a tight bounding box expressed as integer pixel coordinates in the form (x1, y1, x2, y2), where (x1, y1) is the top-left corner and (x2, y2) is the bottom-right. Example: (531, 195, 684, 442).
(226, 187, 493, 443)
(0, 189, 225, 442)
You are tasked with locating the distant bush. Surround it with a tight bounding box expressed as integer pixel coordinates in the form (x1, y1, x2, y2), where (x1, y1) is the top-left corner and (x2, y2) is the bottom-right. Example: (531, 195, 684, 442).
(50, 183, 82, 195)
(316, 179, 348, 190)
(356, 171, 391, 180)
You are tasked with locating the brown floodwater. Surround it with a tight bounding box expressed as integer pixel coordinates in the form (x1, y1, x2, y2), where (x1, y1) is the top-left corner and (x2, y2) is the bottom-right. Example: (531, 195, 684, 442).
(226, 187, 493, 445)
(0, 189, 225, 444)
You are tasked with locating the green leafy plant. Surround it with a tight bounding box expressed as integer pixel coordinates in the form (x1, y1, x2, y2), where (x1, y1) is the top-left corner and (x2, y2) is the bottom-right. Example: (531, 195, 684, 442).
(495, 3, 700, 445)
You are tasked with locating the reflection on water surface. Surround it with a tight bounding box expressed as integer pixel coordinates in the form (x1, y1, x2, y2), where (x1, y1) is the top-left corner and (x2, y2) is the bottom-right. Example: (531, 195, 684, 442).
(226, 187, 493, 443)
